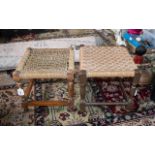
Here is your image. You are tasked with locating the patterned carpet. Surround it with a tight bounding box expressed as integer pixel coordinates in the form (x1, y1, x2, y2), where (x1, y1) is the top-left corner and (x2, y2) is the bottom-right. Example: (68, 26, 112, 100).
(1, 30, 155, 126)
(0, 78, 155, 126)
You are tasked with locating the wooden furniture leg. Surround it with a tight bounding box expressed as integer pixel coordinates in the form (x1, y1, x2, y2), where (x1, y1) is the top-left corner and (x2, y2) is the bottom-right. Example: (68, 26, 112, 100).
(67, 70, 74, 109)
(26, 100, 70, 107)
(79, 70, 87, 111)
(130, 69, 141, 97)
(126, 69, 141, 111)
(22, 80, 35, 111)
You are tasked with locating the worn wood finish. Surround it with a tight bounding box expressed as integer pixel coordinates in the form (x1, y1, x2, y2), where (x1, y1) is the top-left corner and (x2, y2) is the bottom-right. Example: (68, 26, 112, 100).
(67, 70, 74, 108)
(67, 70, 74, 97)
(23, 100, 69, 107)
(19, 76, 75, 110)
(85, 102, 129, 106)
(24, 80, 34, 97)
(13, 71, 21, 82)
(22, 80, 34, 111)
(130, 69, 141, 97)
(79, 70, 87, 111)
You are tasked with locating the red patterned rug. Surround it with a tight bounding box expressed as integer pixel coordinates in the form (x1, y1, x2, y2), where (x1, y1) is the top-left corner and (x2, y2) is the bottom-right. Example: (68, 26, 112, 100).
(0, 79, 155, 126)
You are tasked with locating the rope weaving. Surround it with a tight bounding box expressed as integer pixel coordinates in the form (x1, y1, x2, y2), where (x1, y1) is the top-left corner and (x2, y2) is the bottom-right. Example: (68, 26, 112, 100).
(15, 48, 74, 80)
(80, 46, 138, 78)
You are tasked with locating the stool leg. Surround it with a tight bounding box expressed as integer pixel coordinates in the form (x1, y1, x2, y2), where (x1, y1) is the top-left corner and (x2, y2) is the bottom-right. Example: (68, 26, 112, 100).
(79, 70, 87, 112)
(127, 70, 141, 111)
(23, 80, 34, 112)
(67, 70, 74, 108)
(130, 70, 141, 97)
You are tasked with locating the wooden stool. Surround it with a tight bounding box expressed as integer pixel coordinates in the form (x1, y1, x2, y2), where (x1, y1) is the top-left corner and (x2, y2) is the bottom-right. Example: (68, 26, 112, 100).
(79, 46, 140, 111)
(13, 48, 75, 111)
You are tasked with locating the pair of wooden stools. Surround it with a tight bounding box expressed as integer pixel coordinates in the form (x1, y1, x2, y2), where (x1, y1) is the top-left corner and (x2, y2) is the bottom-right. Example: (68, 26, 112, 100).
(13, 46, 139, 112)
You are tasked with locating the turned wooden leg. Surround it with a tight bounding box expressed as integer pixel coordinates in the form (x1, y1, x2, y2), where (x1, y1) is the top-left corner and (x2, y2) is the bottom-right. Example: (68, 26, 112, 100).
(23, 80, 35, 111)
(79, 70, 87, 112)
(130, 69, 141, 97)
(13, 71, 21, 82)
(126, 69, 141, 111)
(67, 70, 74, 108)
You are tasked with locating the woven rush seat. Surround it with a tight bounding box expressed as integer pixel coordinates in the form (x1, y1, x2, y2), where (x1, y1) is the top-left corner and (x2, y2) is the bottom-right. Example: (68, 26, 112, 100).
(13, 47, 75, 111)
(79, 46, 140, 111)
(14, 48, 74, 80)
(80, 46, 137, 78)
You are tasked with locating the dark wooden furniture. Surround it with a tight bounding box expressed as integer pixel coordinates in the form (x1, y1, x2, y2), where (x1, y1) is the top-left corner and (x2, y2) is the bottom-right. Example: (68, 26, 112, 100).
(79, 46, 140, 111)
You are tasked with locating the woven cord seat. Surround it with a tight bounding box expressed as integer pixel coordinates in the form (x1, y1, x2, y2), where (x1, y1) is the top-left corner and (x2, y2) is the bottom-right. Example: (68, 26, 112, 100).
(13, 47, 75, 111)
(14, 48, 74, 80)
(79, 46, 140, 111)
(80, 46, 137, 78)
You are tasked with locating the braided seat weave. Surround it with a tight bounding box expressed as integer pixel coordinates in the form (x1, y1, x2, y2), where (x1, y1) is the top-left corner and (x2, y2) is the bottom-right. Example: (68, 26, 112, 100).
(80, 46, 137, 78)
(16, 48, 74, 79)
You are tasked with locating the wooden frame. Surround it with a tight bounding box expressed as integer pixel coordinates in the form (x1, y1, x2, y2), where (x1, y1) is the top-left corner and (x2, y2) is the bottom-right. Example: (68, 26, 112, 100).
(13, 48, 75, 111)
(79, 70, 87, 111)
(14, 70, 74, 111)
(79, 69, 141, 112)
(79, 46, 140, 111)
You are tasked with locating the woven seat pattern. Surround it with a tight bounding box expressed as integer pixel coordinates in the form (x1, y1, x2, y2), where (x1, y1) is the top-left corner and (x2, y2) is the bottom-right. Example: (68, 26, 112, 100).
(80, 46, 137, 78)
(16, 48, 74, 79)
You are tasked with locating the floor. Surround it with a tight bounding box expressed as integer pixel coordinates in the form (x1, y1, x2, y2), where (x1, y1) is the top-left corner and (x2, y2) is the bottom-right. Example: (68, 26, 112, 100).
(0, 78, 155, 126)
(0, 29, 155, 126)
